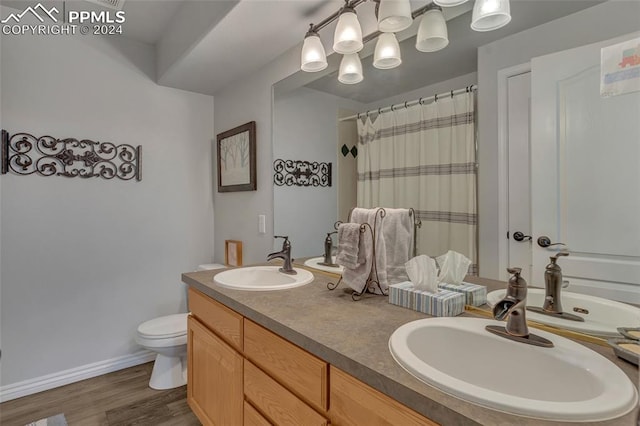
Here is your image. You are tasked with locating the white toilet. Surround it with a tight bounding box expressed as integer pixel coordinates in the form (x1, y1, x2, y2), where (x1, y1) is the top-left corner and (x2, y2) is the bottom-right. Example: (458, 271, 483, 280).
(136, 263, 225, 390)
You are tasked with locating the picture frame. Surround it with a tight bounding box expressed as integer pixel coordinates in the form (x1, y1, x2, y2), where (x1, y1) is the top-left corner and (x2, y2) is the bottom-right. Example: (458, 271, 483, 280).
(217, 121, 256, 192)
(224, 240, 243, 267)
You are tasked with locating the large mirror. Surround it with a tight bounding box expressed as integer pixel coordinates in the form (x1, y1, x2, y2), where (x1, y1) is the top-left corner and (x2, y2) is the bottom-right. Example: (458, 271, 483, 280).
(272, 1, 640, 337)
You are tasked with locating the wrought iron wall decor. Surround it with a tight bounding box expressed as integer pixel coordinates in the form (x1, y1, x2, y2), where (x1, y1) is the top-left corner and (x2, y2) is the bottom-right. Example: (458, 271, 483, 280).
(1, 130, 142, 181)
(273, 159, 331, 187)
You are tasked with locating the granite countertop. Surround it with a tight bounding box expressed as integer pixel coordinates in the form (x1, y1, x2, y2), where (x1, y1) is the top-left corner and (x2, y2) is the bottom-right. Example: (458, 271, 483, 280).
(182, 263, 639, 426)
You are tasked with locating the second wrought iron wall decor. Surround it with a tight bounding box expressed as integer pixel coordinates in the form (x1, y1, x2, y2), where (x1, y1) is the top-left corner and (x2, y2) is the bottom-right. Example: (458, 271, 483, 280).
(273, 159, 332, 187)
(1, 129, 142, 181)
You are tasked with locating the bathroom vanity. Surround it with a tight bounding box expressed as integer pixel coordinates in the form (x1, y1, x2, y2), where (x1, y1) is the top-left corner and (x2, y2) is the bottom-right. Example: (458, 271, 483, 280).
(182, 266, 639, 426)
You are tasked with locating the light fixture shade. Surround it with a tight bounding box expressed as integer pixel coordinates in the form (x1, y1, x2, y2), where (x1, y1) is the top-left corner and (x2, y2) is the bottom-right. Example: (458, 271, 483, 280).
(471, 0, 511, 32)
(333, 8, 363, 54)
(377, 0, 413, 33)
(301, 32, 327, 72)
(434, 0, 469, 7)
(374, 33, 402, 69)
(338, 53, 363, 84)
(415, 7, 449, 52)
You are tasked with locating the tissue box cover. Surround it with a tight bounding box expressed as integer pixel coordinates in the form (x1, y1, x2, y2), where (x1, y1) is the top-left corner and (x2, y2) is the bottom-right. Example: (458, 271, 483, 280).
(437, 282, 487, 307)
(388, 282, 465, 317)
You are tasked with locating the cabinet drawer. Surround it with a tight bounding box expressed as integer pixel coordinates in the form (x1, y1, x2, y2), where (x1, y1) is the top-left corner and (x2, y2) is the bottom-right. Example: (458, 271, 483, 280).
(244, 360, 328, 426)
(244, 320, 328, 412)
(329, 366, 438, 426)
(244, 400, 272, 426)
(189, 288, 243, 351)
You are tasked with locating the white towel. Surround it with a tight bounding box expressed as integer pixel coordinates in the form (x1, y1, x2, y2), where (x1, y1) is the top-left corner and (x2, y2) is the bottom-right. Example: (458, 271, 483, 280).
(380, 208, 413, 288)
(341, 208, 379, 294)
(336, 223, 362, 269)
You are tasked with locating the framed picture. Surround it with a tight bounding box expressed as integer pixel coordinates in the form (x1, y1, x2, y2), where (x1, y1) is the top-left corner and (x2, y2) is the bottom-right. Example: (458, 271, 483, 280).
(225, 240, 243, 267)
(217, 121, 256, 192)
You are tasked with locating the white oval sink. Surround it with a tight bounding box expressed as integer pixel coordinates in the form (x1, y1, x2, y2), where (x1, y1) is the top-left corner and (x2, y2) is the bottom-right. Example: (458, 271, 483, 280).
(303, 257, 344, 274)
(214, 266, 314, 291)
(389, 317, 637, 422)
(487, 289, 640, 338)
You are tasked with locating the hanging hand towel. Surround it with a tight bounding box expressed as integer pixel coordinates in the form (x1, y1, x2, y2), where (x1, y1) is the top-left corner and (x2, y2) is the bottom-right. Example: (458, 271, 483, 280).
(335, 223, 362, 269)
(341, 208, 379, 294)
(380, 208, 413, 288)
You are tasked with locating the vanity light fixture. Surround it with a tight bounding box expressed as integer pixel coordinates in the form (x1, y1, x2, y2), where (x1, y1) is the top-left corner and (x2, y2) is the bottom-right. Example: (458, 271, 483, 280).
(300, 0, 511, 84)
(374, 32, 402, 69)
(301, 26, 328, 72)
(434, 0, 469, 7)
(339, 52, 364, 84)
(416, 4, 449, 52)
(333, 6, 364, 54)
(471, 0, 511, 31)
(377, 0, 413, 33)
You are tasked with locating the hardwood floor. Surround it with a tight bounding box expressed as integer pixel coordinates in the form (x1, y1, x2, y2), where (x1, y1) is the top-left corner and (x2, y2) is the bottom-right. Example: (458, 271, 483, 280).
(0, 363, 201, 426)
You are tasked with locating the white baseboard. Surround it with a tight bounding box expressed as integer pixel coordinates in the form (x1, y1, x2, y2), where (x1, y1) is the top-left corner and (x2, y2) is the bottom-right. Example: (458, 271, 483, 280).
(0, 350, 156, 403)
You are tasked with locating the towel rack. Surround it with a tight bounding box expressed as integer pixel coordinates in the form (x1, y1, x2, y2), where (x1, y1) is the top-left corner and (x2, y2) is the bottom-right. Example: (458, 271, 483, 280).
(328, 207, 386, 301)
(329, 207, 422, 300)
(409, 208, 422, 258)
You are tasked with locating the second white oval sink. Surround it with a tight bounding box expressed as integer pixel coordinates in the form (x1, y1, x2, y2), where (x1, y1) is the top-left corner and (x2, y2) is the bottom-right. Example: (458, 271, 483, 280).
(303, 257, 344, 274)
(487, 288, 640, 338)
(389, 317, 637, 422)
(214, 266, 314, 291)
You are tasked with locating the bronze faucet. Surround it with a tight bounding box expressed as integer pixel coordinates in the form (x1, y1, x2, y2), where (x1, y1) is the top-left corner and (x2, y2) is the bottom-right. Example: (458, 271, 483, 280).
(527, 252, 584, 322)
(267, 236, 296, 274)
(486, 267, 554, 348)
(319, 231, 339, 267)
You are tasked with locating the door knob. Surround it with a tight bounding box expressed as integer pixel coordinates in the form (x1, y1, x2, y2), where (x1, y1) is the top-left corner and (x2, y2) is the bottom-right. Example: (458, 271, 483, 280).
(512, 231, 532, 242)
(537, 236, 566, 248)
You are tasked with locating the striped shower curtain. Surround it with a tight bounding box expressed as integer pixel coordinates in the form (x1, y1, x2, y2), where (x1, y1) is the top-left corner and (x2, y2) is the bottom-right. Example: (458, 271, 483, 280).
(356, 91, 477, 274)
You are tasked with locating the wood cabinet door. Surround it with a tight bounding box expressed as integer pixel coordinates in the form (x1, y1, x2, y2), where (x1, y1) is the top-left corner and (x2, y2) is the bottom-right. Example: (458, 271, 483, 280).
(188, 315, 243, 426)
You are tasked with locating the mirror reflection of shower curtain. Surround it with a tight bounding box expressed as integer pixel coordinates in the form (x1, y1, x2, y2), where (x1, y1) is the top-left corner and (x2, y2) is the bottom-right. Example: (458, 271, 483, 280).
(356, 91, 477, 274)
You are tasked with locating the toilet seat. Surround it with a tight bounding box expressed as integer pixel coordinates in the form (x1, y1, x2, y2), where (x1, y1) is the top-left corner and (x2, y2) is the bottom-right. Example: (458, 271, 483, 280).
(136, 333, 187, 349)
(137, 313, 188, 340)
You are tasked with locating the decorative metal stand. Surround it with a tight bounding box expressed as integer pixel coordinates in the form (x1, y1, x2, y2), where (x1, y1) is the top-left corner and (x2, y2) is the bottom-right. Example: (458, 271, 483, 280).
(328, 207, 386, 301)
(1, 130, 142, 181)
(409, 207, 422, 257)
(329, 207, 422, 301)
(273, 159, 331, 187)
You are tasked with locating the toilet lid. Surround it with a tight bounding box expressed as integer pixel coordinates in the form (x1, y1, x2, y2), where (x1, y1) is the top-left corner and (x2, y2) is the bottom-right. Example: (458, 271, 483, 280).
(138, 313, 188, 339)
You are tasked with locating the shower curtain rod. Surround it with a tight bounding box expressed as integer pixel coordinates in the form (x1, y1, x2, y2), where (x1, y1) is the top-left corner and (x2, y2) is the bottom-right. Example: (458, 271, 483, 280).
(339, 84, 477, 122)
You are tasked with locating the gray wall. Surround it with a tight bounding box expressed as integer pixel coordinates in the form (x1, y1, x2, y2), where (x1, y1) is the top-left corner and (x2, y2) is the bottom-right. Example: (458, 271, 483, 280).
(213, 45, 300, 264)
(477, 0, 640, 279)
(273, 87, 364, 257)
(0, 24, 215, 386)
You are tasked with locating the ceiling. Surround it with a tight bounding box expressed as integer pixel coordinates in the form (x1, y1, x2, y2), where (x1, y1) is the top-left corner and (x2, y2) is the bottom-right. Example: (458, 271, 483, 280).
(0, 0, 606, 97)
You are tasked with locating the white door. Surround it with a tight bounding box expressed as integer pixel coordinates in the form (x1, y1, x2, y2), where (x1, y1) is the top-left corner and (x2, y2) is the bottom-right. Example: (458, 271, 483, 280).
(531, 34, 640, 303)
(506, 72, 533, 284)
